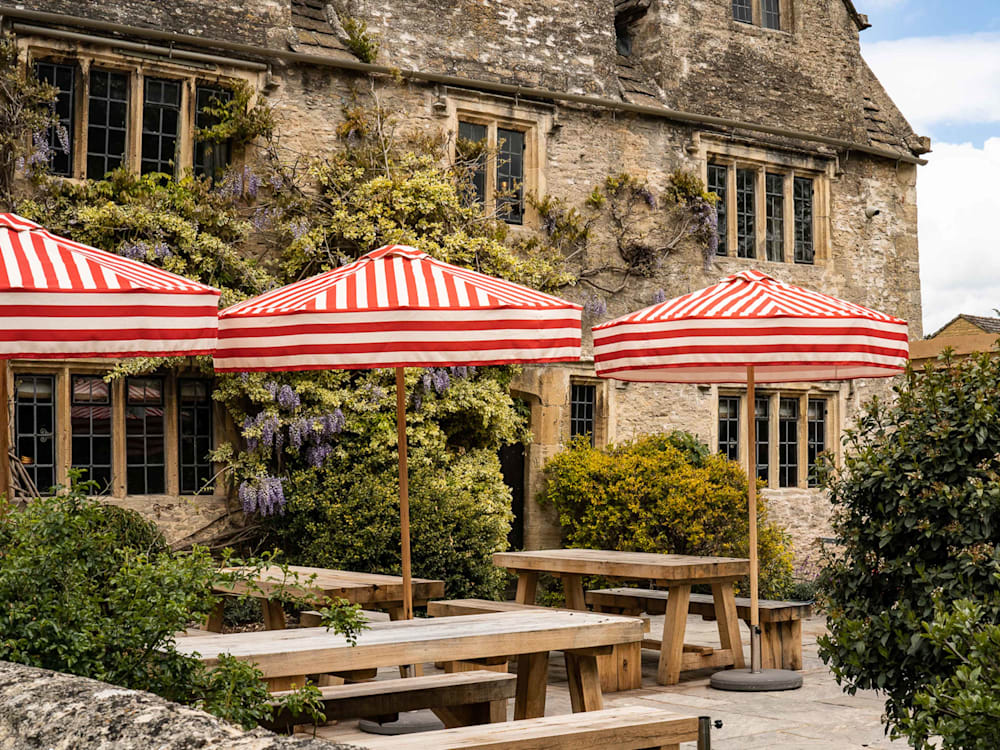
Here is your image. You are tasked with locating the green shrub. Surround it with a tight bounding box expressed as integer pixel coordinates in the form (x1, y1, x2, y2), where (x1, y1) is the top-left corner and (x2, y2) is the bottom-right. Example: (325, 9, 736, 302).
(93, 503, 168, 554)
(541, 432, 793, 598)
(819, 352, 1000, 743)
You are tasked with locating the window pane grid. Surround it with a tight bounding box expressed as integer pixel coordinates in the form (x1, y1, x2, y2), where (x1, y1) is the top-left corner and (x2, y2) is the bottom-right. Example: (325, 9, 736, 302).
(736, 168, 756, 258)
(732, 0, 753, 23)
(761, 0, 781, 29)
(570, 384, 596, 447)
(179, 379, 213, 494)
(194, 86, 232, 179)
(457, 121, 488, 207)
(34, 61, 75, 177)
(778, 397, 799, 487)
(794, 176, 815, 264)
(125, 377, 165, 494)
(807, 399, 826, 487)
(141, 78, 181, 175)
(708, 163, 728, 256)
(755, 397, 769, 484)
(71, 375, 112, 494)
(87, 69, 129, 180)
(14, 375, 56, 495)
(765, 173, 784, 262)
(718, 396, 740, 462)
(496, 127, 525, 225)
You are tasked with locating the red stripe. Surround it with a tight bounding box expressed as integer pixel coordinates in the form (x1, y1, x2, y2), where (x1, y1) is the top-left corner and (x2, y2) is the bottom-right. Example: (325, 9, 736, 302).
(219, 316, 580, 339)
(597, 359, 906, 375)
(595, 324, 909, 346)
(215, 353, 580, 373)
(598, 341, 909, 360)
(0, 303, 219, 317)
(3, 346, 217, 360)
(217, 336, 582, 358)
(0, 327, 218, 342)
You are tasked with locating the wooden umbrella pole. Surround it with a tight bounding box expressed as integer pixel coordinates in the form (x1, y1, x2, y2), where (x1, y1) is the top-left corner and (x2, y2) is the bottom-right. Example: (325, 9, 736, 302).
(395, 367, 414, 621)
(0, 362, 9, 503)
(747, 365, 761, 672)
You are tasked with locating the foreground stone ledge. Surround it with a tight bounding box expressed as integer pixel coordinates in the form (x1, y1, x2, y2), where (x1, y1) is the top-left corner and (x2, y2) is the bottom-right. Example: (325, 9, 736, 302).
(0, 660, 366, 750)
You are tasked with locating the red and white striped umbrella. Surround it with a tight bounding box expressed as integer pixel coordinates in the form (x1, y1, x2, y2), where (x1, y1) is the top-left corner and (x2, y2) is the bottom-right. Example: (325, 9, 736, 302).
(593, 269, 908, 686)
(216, 244, 582, 619)
(0, 214, 220, 359)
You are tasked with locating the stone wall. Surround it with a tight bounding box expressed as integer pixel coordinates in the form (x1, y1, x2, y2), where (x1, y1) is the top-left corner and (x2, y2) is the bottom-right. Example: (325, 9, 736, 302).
(0, 661, 362, 750)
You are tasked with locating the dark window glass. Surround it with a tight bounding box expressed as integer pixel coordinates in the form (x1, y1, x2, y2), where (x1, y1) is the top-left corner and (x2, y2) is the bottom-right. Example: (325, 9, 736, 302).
(125, 377, 165, 494)
(794, 176, 814, 264)
(71, 375, 112, 494)
(778, 397, 799, 487)
(34, 61, 75, 177)
(14, 375, 57, 495)
(718, 396, 740, 462)
(87, 69, 129, 179)
(765, 172, 785, 262)
(736, 168, 756, 259)
(755, 396, 769, 484)
(807, 398, 826, 487)
(761, 0, 781, 29)
(496, 127, 525, 225)
(141, 78, 181, 175)
(570, 383, 597, 447)
(708, 163, 728, 256)
(457, 121, 487, 207)
(194, 86, 232, 179)
(179, 379, 213, 494)
(733, 0, 753, 23)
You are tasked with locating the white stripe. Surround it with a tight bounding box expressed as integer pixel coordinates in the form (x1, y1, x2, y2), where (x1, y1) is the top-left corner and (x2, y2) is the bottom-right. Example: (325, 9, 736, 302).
(1, 314, 220, 331)
(593, 316, 908, 339)
(7, 337, 218, 357)
(0, 230, 22, 287)
(71, 249, 96, 289)
(220, 307, 581, 329)
(357, 263, 369, 309)
(42, 235, 72, 289)
(411, 258, 430, 307)
(393, 256, 409, 306)
(0, 291, 219, 307)
(23, 236, 47, 287)
(374, 259, 388, 307)
(432, 264, 449, 305)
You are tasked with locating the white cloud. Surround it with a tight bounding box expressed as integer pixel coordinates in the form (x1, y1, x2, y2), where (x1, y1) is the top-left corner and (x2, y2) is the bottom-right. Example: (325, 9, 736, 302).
(863, 33, 1000, 132)
(918, 138, 1000, 334)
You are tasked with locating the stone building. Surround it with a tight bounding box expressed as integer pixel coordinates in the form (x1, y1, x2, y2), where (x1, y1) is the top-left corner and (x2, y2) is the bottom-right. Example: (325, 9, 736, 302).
(1, 0, 925, 561)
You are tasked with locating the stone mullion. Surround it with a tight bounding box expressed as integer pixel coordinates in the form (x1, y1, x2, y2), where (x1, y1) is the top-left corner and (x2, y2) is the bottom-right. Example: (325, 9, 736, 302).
(754, 167, 766, 261)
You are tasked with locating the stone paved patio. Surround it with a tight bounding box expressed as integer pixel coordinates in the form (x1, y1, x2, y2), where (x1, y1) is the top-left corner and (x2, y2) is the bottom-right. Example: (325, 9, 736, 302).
(316, 613, 906, 749)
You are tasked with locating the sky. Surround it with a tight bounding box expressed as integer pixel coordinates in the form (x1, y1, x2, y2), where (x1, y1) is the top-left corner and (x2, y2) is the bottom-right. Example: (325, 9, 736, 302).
(858, 0, 1000, 335)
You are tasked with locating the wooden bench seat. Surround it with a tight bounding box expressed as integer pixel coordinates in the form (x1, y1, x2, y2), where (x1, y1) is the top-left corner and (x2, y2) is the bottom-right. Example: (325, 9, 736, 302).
(316, 705, 702, 749)
(587, 587, 812, 670)
(265, 670, 515, 731)
(427, 599, 649, 692)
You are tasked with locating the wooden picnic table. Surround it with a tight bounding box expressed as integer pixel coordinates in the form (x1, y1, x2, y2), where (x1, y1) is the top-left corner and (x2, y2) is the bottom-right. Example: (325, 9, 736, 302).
(492, 548, 750, 685)
(207, 565, 445, 631)
(175, 609, 644, 719)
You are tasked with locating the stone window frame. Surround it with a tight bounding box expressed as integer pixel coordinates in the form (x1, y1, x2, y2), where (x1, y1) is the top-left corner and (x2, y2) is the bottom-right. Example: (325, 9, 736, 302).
(17, 33, 263, 181)
(567, 376, 609, 449)
(732, 0, 793, 32)
(7, 362, 225, 501)
(696, 135, 834, 266)
(445, 92, 552, 230)
(713, 385, 839, 491)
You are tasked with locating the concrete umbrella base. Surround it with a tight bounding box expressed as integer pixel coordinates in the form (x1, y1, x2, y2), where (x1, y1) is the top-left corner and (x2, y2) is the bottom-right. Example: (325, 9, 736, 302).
(710, 668, 803, 692)
(358, 710, 445, 735)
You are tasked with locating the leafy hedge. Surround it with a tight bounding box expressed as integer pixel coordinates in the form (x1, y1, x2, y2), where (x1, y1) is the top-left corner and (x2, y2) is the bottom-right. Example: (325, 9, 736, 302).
(541, 432, 793, 597)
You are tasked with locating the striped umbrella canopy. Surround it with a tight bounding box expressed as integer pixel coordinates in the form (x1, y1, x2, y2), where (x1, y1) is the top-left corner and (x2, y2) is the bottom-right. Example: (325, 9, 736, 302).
(0, 213, 220, 498)
(593, 269, 908, 682)
(216, 244, 583, 619)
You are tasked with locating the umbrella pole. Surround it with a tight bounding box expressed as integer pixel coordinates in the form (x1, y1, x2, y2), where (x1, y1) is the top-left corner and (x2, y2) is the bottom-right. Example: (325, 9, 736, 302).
(395, 367, 414, 622)
(747, 365, 761, 673)
(0, 361, 8, 503)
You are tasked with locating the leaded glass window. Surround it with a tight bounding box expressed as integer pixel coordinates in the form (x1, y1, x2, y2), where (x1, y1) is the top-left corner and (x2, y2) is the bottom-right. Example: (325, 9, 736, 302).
(87, 69, 129, 179)
(496, 127, 525, 225)
(761, 0, 781, 29)
(179, 380, 214, 494)
(71, 376, 113, 494)
(34, 61, 75, 177)
(778, 397, 798, 487)
(765, 172, 785, 262)
(14, 375, 56, 495)
(570, 383, 596, 447)
(794, 176, 814, 264)
(141, 78, 181, 175)
(457, 121, 487, 206)
(194, 86, 232, 179)
(736, 168, 756, 259)
(126, 377, 165, 494)
(733, 0, 753, 23)
(708, 163, 728, 256)
(755, 396, 769, 484)
(718, 396, 740, 462)
(807, 398, 826, 487)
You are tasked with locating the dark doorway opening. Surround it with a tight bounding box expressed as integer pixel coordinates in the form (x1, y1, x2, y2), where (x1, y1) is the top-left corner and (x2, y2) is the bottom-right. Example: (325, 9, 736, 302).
(499, 441, 526, 550)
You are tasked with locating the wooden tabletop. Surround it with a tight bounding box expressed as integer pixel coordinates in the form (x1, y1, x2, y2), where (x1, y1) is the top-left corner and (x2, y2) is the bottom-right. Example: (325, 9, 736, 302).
(213, 565, 445, 605)
(174, 610, 645, 679)
(493, 549, 750, 582)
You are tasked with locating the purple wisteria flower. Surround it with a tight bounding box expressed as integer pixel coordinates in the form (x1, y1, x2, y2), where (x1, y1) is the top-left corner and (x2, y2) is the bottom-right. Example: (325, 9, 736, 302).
(264, 381, 279, 398)
(638, 187, 657, 209)
(239, 475, 286, 516)
(277, 384, 301, 410)
(306, 443, 333, 468)
(653, 289, 667, 304)
(584, 296, 608, 316)
(243, 411, 280, 451)
(431, 368, 450, 395)
(119, 242, 148, 260)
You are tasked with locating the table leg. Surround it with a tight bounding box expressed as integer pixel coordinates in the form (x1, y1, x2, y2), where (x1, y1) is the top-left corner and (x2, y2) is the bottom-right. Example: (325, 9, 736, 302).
(657, 583, 691, 685)
(515, 571, 539, 604)
(565, 652, 604, 713)
(203, 600, 225, 633)
(513, 651, 549, 719)
(561, 573, 587, 611)
(262, 598, 287, 630)
(711, 581, 745, 669)
(384, 605, 424, 676)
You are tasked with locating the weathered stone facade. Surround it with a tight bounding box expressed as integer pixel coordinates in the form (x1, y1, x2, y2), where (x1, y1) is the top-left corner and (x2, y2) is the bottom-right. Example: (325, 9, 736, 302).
(4, 0, 925, 563)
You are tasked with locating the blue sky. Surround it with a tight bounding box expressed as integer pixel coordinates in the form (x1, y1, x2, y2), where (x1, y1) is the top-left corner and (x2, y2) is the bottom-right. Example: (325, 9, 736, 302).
(857, 0, 1000, 334)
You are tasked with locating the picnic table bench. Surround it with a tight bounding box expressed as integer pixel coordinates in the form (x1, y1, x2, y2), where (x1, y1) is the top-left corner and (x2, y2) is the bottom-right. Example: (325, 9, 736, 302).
(587, 587, 813, 670)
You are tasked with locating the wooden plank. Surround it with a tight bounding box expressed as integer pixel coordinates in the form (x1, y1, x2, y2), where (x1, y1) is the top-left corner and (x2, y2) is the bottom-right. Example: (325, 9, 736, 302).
(495, 549, 749, 582)
(203, 600, 225, 633)
(514, 651, 549, 720)
(175, 610, 643, 680)
(565, 652, 603, 713)
(561, 573, 587, 611)
(428, 600, 650, 633)
(515, 571, 539, 604)
(261, 599, 286, 630)
(586, 588, 812, 623)
(657, 584, 690, 686)
(711, 581, 745, 669)
(680, 648, 735, 672)
(783, 619, 803, 670)
(349, 706, 700, 749)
